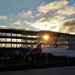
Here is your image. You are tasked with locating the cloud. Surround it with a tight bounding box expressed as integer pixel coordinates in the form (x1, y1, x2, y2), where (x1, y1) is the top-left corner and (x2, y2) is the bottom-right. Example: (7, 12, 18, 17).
(36, 15, 65, 23)
(3, 0, 74, 34)
(18, 10, 34, 18)
(23, 20, 32, 26)
(11, 20, 38, 30)
(37, 0, 68, 15)
(12, 20, 32, 26)
(55, 5, 75, 16)
(0, 16, 8, 20)
(30, 16, 75, 34)
(32, 15, 64, 31)
(8, 25, 29, 30)
(8, 17, 75, 34)
(36, 18, 50, 23)
(63, 19, 75, 26)
(58, 26, 75, 34)
(12, 20, 32, 27)
(35, 13, 41, 17)
(33, 0, 75, 34)
(58, 19, 75, 34)
(23, 20, 38, 29)
(13, 21, 22, 25)
(0, 25, 8, 29)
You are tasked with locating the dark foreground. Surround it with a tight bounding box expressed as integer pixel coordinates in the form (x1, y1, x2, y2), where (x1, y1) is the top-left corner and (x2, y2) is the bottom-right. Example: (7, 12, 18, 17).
(0, 48, 75, 72)
(0, 66, 75, 75)
(0, 52, 75, 71)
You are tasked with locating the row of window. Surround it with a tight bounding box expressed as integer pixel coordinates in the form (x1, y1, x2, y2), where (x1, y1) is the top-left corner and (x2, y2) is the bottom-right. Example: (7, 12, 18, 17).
(0, 44, 37, 48)
(0, 38, 38, 43)
(0, 32, 39, 38)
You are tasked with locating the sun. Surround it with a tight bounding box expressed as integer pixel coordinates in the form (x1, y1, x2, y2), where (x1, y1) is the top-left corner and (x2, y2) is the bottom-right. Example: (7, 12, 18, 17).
(43, 35, 49, 40)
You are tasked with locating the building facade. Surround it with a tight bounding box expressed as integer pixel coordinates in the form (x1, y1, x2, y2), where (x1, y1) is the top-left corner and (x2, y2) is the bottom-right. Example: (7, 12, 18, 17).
(0, 29, 75, 50)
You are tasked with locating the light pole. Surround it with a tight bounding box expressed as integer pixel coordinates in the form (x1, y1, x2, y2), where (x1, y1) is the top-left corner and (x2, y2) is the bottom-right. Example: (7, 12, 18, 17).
(43, 34, 49, 64)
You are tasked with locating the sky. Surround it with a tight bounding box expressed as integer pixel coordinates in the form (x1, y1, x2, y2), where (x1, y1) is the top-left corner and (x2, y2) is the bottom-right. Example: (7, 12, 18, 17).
(0, 0, 75, 34)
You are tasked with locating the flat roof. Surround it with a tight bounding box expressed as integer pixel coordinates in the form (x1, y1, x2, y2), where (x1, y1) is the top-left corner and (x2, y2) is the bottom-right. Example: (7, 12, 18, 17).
(0, 28, 75, 36)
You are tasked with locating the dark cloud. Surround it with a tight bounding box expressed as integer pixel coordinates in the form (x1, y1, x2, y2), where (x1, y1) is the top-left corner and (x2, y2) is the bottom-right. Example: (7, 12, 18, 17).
(58, 19, 75, 33)
(63, 19, 75, 26)
(67, 27, 75, 32)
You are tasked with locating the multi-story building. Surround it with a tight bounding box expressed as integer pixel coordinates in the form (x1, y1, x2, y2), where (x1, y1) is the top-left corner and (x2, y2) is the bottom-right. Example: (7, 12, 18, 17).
(0, 28, 75, 50)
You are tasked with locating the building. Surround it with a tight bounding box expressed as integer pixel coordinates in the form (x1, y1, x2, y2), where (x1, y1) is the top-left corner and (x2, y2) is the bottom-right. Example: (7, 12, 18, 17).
(0, 28, 75, 68)
(0, 28, 75, 50)
(0, 29, 39, 48)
